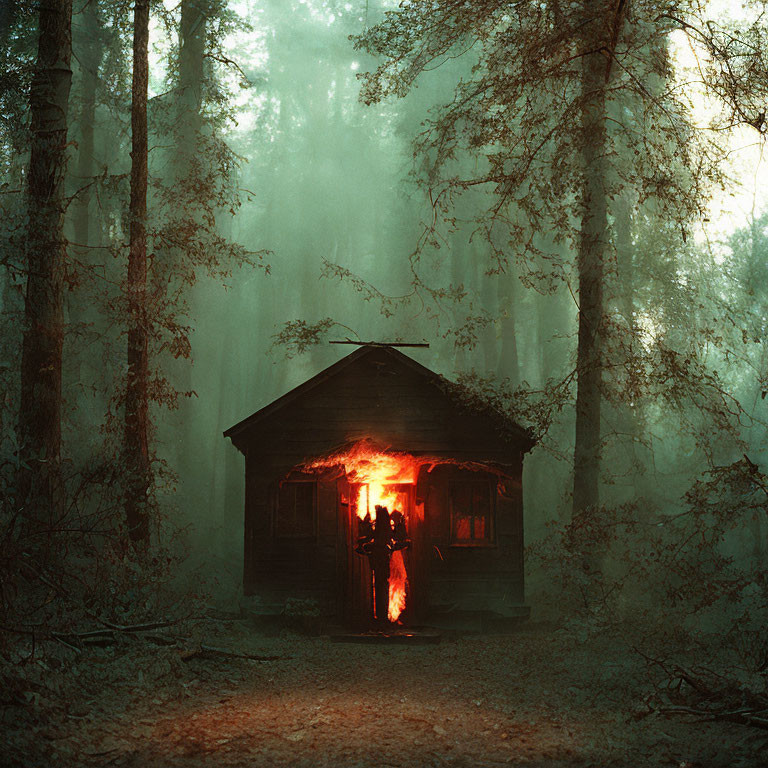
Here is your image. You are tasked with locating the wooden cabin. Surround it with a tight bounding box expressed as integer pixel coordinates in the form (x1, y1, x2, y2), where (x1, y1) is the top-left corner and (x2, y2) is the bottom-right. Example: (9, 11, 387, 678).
(224, 344, 535, 628)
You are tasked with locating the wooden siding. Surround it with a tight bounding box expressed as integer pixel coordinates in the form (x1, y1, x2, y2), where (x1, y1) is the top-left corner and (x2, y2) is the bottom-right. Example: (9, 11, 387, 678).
(245, 468, 339, 609)
(422, 465, 524, 609)
(244, 461, 525, 615)
(234, 346, 529, 617)
(232, 347, 526, 463)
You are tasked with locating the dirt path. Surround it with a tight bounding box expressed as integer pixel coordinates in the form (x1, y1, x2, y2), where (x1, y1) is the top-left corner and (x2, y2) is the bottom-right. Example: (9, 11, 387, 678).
(1, 622, 763, 767)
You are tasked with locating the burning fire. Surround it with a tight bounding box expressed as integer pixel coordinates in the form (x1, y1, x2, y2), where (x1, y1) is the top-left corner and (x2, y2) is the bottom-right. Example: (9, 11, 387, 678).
(388, 550, 408, 622)
(325, 442, 419, 520)
(302, 442, 507, 624)
(307, 441, 419, 622)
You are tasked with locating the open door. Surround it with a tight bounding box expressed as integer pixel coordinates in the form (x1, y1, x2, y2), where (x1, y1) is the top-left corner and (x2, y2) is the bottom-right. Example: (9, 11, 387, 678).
(340, 481, 420, 628)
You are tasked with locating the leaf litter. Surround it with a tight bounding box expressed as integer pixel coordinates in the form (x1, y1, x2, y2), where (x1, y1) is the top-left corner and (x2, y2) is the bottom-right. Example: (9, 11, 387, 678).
(0, 618, 764, 767)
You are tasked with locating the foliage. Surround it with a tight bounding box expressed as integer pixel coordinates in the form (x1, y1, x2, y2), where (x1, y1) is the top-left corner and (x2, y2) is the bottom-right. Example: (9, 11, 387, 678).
(0, 0, 264, 637)
(0, 448, 192, 647)
(353, 1, 724, 276)
(529, 457, 768, 676)
(666, 8, 768, 134)
(271, 318, 361, 358)
(444, 370, 573, 449)
(271, 318, 337, 357)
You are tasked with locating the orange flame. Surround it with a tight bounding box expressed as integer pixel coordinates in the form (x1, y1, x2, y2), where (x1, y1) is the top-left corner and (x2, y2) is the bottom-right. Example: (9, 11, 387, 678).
(307, 441, 420, 519)
(306, 441, 417, 622)
(388, 550, 408, 622)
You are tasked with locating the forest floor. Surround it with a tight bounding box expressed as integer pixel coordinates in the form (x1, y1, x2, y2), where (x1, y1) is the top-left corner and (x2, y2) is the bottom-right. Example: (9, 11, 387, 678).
(1, 617, 765, 768)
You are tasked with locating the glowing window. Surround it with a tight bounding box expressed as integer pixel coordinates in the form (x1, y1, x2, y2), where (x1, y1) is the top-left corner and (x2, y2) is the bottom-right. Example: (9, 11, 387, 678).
(450, 481, 494, 545)
(275, 482, 316, 537)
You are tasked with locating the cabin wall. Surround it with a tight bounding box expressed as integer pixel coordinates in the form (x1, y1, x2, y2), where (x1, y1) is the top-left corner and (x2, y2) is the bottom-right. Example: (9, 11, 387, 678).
(243, 456, 526, 617)
(244, 458, 340, 611)
(421, 465, 524, 612)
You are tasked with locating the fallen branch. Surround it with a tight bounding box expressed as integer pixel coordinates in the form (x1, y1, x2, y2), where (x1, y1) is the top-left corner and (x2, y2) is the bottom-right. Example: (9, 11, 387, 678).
(47, 622, 290, 662)
(660, 705, 768, 730)
(51, 630, 114, 647)
(51, 634, 83, 653)
(635, 647, 768, 731)
(142, 634, 180, 646)
(50, 620, 179, 648)
(99, 620, 177, 633)
(53, 628, 114, 641)
(181, 645, 290, 662)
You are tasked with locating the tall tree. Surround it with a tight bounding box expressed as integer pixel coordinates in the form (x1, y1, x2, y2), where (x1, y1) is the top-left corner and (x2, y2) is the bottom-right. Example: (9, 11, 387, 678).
(17, 0, 73, 527)
(176, 0, 207, 164)
(165, 0, 208, 478)
(65, 0, 109, 395)
(572, 0, 625, 516)
(497, 273, 520, 384)
(353, 0, 721, 522)
(72, 0, 105, 256)
(124, 0, 150, 543)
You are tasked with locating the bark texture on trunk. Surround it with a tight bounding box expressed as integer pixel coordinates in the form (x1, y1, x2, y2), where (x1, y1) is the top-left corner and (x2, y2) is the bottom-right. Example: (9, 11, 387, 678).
(572, 21, 610, 518)
(17, 0, 73, 526)
(124, 0, 151, 543)
(572, 0, 629, 518)
(167, 0, 209, 520)
(67, 3, 105, 387)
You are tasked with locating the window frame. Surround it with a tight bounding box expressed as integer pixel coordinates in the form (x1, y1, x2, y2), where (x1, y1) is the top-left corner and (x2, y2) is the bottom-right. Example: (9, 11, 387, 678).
(274, 479, 318, 539)
(449, 478, 496, 547)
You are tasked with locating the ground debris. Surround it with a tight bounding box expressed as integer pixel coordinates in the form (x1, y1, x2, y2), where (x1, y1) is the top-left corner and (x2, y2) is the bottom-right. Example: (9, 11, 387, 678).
(0, 625, 764, 767)
(636, 648, 768, 730)
(180, 644, 290, 662)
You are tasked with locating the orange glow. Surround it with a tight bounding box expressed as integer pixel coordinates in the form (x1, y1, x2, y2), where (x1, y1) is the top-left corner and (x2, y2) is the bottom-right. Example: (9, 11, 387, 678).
(388, 550, 407, 622)
(302, 442, 505, 623)
(307, 441, 420, 520)
(316, 440, 421, 520)
(307, 441, 418, 622)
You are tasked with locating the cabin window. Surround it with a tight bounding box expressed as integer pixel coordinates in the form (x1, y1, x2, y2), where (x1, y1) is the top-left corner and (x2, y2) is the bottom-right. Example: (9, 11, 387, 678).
(450, 480, 494, 545)
(275, 481, 316, 537)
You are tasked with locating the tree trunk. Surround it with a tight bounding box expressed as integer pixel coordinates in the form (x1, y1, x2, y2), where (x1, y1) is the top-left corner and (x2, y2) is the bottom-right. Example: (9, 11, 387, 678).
(124, 0, 151, 544)
(67, 2, 104, 390)
(497, 270, 520, 385)
(162, 0, 211, 536)
(177, 0, 206, 154)
(572, 29, 609, 517)
(747, 212, 765, 565)
(72, 2, 102, 254)
(476, 249, 499, 376)
(450, 234, 468, 372)
(17, 0, 73, 530)
(537, 284, 572, 384)
(613, 191, 649, 495)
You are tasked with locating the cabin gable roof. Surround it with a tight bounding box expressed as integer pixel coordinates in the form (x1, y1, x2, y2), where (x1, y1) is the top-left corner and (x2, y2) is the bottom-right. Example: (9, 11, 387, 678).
(224, 345, 535, 457)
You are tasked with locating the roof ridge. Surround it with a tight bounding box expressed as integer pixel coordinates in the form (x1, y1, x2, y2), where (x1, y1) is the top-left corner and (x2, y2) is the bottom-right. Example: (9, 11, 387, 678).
(223, 344, 535, 451)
